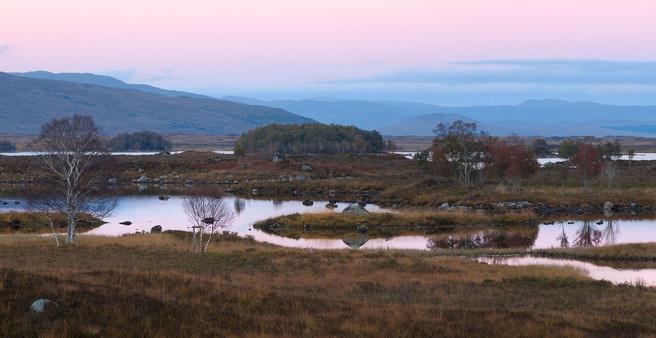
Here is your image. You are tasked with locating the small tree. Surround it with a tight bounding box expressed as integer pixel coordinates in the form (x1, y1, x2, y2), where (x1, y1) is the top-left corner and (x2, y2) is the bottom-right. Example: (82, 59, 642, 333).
(0, 139, 16, 152)
(532, 138, 551, 157)
(627, 149, 635, 165)
(430, 120, 479, 184)
(385, 140, 397, 152)
(603, 139, 621, 160)
(183, 188, 235, 253)
(36, 115, 115, 244)
(572, 143, 600, 190)
(27, 185, 117, 246)
(489, 141, 539, 191)
(600, 160, 617, 191)
(558, 138, 579, 160)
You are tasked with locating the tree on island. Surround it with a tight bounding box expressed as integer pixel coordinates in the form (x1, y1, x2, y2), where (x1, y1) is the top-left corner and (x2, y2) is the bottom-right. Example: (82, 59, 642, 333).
(34, 115, 116, 244)
(235, 123, 385, 154)
(108, 131, 172, 151)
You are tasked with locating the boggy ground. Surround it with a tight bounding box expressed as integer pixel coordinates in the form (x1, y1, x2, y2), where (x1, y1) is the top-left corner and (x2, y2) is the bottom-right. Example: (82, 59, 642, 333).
(2, 151, 656, 211)
(2, 232, 656, 336)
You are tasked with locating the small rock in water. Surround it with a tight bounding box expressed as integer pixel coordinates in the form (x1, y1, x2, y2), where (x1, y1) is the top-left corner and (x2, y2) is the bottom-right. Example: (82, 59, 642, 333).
(120, 221, 132, 225)
(302, 200, 314, 206)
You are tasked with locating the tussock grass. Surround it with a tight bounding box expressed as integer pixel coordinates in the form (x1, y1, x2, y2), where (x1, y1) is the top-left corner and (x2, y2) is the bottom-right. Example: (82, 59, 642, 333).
(2, 233, 656, 335)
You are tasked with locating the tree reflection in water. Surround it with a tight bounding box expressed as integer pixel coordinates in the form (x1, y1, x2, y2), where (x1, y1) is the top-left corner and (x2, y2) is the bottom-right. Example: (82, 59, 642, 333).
(428, 228, 538, 249)
(571, 219, 621, 247)
(556, 221, 569, 247)
(602, 219, 619, 245)
(573, 220, 602, 247)
(234, 198, 245, 215)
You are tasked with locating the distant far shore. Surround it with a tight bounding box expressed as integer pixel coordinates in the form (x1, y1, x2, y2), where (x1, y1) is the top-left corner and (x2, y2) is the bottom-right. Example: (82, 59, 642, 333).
(4, 133, 656, 153)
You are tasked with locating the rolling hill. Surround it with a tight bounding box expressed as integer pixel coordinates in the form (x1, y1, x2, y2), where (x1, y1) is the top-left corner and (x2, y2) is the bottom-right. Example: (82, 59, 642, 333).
(12, 71, 214, 100)
(0, 72, 314, 135)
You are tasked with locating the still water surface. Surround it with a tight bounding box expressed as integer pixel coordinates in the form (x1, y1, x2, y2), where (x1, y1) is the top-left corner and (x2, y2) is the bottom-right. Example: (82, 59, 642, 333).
(3, 195, 656, 251)
(5, 194, 656, 284)
(479, 256, 656, 286)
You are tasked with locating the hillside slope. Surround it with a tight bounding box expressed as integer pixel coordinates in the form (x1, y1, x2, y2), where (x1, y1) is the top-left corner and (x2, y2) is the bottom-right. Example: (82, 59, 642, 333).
(0, 72, 314, 135)
(13, 71, 215, 100)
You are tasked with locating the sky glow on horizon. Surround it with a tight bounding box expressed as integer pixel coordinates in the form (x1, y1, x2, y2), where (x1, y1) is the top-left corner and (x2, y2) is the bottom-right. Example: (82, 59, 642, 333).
(3, 0, 656, 105)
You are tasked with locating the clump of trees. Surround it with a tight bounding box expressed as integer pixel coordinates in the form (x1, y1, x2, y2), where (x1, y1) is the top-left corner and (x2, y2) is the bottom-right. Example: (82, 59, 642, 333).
(531, 138, 551, 157)
(235, 123, 385, 154)
(558, 138, 621, 161)
(108, 131, 172, 151)
(0, 139, 16, 152)
(426, 120, 538, 187)
(572, 143, 601, 190)
(488, 142, 539, 191)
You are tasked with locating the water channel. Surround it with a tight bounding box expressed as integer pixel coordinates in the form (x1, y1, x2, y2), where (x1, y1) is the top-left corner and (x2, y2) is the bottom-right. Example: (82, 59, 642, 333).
(3, 194, 656, 285)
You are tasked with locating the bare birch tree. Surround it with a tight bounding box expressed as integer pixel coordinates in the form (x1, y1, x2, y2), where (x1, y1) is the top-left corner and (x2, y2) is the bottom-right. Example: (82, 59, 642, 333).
(35, 115, 115, 244)
(27, 185, 117, 246)
(183, 189, 235, 253)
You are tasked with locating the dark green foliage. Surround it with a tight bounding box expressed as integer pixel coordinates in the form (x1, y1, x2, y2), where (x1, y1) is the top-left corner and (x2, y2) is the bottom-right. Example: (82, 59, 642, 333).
(233, 142, 246, 157)
(532, 138, 551, 157)
(0, 139, 16, 152)
(597, 139, 621, 160)
(109, 131, 172, 151)
(558, 138, 579, 159)
(236, 123, 384, 154)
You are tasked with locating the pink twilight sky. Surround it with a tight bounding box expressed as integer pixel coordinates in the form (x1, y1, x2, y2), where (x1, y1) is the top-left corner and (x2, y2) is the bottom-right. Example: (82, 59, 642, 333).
(2, 0, 656, 103)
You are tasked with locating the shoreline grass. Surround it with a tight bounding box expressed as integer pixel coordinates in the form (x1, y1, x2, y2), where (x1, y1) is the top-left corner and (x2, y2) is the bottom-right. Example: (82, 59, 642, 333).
(2, 233, 656, 335)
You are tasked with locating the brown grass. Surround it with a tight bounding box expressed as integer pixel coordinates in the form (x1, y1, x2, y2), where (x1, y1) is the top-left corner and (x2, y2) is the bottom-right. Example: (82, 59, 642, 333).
(255, 209, 537, 229)
(1, 233, 656, 336)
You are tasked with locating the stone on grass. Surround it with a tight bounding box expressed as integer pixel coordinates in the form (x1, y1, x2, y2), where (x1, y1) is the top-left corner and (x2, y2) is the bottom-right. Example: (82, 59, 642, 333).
(343, 203, 370, 216)
(30, 299, 59, 313)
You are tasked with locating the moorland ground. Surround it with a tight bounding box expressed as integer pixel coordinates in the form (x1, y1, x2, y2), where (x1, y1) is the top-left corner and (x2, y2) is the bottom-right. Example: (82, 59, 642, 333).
(3, 150, 656, 335)
(3, 233, 656, 336)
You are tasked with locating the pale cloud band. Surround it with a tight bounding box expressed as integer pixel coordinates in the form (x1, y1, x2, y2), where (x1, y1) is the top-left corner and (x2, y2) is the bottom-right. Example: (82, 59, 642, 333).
(332, 59, 656, 86)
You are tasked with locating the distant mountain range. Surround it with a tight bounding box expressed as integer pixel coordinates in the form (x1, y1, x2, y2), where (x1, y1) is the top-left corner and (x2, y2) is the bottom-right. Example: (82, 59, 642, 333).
(4, 71, 656, 137)
(225, 96, 656, 137)
(0, 72, 314, 135)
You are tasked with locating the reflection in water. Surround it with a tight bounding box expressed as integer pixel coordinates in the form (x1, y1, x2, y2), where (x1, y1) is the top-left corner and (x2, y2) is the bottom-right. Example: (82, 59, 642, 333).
(479, 256, 656, 287)
(428, 228, 539, 250)
(3, 193, 653, 251)
(556, 222, 569, 247)
(602, 219, 620, 245)
(571, 219, 621, 247)
(343, 237, 369, 249)
(573, 221, 602, 247)
(234, 198, 245, 215)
